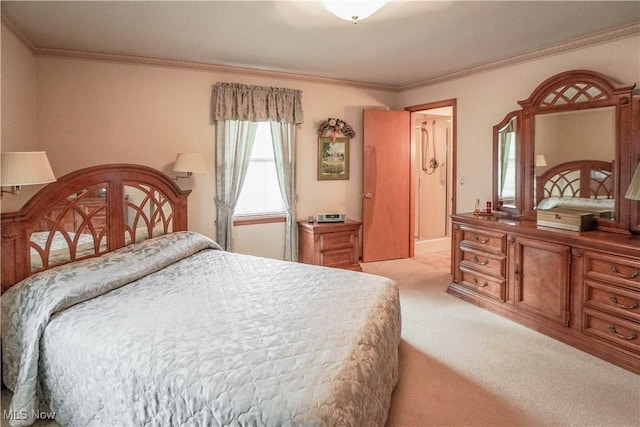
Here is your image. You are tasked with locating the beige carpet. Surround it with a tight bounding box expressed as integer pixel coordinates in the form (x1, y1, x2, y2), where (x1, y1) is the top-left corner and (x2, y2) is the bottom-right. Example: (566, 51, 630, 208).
(362, 257, 640, 427)
(2, 256, 639, 427)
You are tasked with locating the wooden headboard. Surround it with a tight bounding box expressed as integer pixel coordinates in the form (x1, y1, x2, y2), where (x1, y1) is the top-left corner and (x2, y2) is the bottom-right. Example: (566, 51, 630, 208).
(1, 164, 191, 292)
(536, 160, 613, 203)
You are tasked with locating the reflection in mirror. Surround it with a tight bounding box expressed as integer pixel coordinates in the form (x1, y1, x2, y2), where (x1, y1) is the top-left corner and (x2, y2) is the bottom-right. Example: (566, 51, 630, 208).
(30, 183, 109, 272)
(536, 160, 614, 216)
(497, 115, 518, 209)
(534, 107, 616, 215)
(124, 184, 174, 245)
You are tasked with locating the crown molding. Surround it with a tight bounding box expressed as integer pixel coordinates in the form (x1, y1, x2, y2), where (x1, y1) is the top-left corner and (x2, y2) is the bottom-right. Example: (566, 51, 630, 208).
(1, 13, 35, 52)
(32, 46, 398, 92)
(3, 13, 638, 93)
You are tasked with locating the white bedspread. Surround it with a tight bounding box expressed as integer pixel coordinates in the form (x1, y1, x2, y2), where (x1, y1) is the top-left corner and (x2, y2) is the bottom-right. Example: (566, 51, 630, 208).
(2, 231, 401, 427)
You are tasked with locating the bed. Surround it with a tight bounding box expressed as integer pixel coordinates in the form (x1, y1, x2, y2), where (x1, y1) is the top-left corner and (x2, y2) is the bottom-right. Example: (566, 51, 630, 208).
(1, 164, 401, 427)
(536, 159, 615, 217)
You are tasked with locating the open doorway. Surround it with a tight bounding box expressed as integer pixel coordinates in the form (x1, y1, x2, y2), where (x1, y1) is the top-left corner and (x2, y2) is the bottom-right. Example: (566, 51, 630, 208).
(407, 100, 455, 256)
(361, 100, 455, 262)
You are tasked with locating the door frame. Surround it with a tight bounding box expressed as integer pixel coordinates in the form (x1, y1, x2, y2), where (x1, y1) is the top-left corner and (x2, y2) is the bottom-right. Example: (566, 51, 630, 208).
(405, 99, 457, 258)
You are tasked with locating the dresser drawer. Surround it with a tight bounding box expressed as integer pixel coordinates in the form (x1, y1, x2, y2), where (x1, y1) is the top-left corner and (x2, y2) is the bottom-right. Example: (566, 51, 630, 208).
(583, 308, 640, 353)
(319, 231, 355, 251)
(459, 266, 506, 301)
(459, 225, 506, 255)
(460, 248, 505, 278)
(584, 280, 640, 322)
(584, 252, 640, 290)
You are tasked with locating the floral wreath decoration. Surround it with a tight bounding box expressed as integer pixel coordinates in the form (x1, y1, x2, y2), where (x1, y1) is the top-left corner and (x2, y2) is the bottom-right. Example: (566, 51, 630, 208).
(316, 118, 356, 142)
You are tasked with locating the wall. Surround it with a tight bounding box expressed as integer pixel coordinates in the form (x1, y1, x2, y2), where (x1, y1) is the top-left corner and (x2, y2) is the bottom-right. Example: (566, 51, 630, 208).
(1, 25, 38, 212)
(1, 23, 398, 259)
(398, 35, 640, 213)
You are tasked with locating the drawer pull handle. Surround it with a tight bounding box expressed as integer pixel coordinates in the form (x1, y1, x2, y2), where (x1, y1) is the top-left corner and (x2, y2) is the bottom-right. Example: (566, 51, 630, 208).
(609, 295, 639, 310)
(607, 325, 638, 341)
(609, 265, 640, 279)
(473, 256, 489, 265)
(475, 236, 490, 244)
(473, 277, 489, 287)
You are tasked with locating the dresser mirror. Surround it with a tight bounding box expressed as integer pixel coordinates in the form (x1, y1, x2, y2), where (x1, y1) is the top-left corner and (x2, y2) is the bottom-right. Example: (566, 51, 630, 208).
(493, 69, 636, 233)
(493, 111, 522, 214)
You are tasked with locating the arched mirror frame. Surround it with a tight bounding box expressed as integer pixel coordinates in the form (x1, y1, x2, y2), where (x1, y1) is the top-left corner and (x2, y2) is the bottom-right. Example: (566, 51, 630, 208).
(493, 69, 636, 233)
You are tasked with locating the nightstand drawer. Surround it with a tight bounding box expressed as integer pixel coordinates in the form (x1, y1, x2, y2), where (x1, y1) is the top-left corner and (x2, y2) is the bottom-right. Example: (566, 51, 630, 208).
(321, 248, 356, 268)
(320, 231, 354, 251)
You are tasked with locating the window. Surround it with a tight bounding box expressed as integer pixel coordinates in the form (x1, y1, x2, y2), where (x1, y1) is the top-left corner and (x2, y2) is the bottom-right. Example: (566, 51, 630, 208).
(234, 122, 285, 217)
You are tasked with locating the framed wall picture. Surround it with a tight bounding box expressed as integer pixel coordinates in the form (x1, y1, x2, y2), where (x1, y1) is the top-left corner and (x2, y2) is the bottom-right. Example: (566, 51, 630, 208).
(318, 137, 349, 180)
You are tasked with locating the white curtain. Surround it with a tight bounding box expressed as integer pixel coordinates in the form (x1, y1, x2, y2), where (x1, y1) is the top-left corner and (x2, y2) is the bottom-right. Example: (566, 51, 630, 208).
(270, 121, 297, 261)
(214, 120, 258, 251)
(211, 83, 303, 255)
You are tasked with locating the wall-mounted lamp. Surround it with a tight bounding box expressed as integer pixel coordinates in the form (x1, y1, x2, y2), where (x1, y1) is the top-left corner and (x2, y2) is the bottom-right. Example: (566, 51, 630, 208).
(1, 151, 56, 198)
(173, 153, 206, 180)
(535, 154, 547, 167)
(323, 1, 386, 24)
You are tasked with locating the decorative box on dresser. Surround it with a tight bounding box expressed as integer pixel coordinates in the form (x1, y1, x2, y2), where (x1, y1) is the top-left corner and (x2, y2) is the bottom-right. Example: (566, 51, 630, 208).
(298, 219, 362, 271)
(449, 214, 640, 373)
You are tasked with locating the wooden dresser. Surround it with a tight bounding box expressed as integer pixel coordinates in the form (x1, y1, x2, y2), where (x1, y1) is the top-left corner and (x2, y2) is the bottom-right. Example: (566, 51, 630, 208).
(298, 219, 362, 271)
(449, 213, 640, 373)
(452, 70, 640, 374)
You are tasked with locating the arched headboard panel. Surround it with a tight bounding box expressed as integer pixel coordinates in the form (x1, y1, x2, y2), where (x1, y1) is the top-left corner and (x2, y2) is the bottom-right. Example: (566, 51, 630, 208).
(1, 164, 191, 292)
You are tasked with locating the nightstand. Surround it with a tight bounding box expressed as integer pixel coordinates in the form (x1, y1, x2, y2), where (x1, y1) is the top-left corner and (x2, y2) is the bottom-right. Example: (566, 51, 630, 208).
(298, 219, 362, 271)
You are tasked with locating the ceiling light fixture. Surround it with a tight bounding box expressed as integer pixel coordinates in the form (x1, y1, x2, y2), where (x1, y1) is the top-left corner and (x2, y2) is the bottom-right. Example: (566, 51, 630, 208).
(323, 1, 387, 24)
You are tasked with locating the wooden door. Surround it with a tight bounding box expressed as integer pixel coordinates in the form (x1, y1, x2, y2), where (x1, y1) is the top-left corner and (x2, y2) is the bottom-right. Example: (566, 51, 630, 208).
(362, 110, 411, 262)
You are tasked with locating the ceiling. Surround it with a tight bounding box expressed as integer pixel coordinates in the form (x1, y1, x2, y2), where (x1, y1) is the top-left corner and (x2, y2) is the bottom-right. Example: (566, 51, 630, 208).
(2, 1, 639, 90)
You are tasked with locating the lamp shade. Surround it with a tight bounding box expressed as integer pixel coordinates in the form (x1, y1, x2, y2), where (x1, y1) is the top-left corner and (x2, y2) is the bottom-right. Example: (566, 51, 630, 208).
(173, 153, 206, 173)
(1, 151, 56, 186)
(323, 1, 386, 23)
(625, 162, 640, 201)
(535, 154, 548, 167)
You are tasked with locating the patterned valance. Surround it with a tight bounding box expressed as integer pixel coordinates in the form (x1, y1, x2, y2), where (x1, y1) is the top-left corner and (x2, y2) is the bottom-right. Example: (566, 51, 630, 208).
(211, 82, 304, 124)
